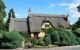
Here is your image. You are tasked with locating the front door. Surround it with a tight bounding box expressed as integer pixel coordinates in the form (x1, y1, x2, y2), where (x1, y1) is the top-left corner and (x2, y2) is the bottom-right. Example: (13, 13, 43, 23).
(34, 32, 38, 39)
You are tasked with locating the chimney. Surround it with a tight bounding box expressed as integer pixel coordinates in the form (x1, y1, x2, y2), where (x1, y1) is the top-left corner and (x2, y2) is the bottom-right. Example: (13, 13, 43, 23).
(28, 7, 32, 16)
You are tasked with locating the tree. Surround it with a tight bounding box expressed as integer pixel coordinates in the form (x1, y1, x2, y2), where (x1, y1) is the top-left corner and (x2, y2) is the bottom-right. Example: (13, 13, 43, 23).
(77, 5, 80, 12)
(72, 5, 80, 30)
(8, 8, 15, 19)
(72, 18, 80, 30)
(6, 8, 15, 31)
(0, 0, 6, 31)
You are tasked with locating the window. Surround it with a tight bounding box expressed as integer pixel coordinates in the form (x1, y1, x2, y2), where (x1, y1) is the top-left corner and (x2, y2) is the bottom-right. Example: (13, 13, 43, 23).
(45, 24, 50, 27)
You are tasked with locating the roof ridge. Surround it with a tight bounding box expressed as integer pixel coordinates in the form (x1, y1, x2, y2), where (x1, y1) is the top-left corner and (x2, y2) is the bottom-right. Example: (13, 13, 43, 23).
(31, 13, 66, 16)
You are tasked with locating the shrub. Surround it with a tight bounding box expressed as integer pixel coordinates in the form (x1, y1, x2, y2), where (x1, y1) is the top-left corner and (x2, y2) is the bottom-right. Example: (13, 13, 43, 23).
(20, 32, 30, 38)
(0, 31, 25, 49)
(64, 30, 78, 45)
(31, 38, 45, 46)
(51, 31, 60, 45)
(38, 38, 45, 46)
(76, 37, 80, 45)
(46, 28, 78, 46)
(31, 39, 39, 45)
(59, 31, 71, 46)
(44, 34, 51, 46)
(72, 30, 80, 37)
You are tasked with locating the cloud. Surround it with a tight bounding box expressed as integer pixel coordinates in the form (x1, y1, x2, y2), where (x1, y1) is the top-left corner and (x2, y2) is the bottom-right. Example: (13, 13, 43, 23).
(50, 4, 56, 7)
(49, 3, 72, 8)
(15, 13, 26, 18)
(66, 0, 80, 24)
(57, 3, 72, 6)
(15, 13, 20, 17)
(48, 0, 80, 24)
(49, 4, 56, 8)
(67, 1, 80, 17)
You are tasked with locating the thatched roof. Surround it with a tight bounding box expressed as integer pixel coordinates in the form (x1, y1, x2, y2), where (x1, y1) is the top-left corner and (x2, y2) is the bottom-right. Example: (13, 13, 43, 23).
(9, 13, 71, 32)
(28, 13, 71, 32)
(9, 18, 28, 32)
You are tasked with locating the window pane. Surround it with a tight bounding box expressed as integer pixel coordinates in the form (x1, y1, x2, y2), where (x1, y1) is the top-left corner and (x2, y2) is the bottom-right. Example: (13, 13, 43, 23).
(45, 24, 50, 27)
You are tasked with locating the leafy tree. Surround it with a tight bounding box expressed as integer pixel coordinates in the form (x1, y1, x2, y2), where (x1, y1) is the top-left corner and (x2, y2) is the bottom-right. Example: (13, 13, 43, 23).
(6, 8, 15, 31)
(72, 18, 80, 30)
(0, 31, 25, 49)
(72, 5, 80, 30)
(77, 5, 80, 12)
(0, 0, 6, 31)
(7, 8, 15, 22)
(73, 30, 80, 37)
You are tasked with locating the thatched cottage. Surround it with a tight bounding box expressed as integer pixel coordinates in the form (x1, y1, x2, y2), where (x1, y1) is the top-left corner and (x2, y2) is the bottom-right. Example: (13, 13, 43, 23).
(7, 8, 71, 38)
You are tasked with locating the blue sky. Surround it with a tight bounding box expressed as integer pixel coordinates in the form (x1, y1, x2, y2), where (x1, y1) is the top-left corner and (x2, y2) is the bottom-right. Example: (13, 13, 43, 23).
(3, 0, 80, 24)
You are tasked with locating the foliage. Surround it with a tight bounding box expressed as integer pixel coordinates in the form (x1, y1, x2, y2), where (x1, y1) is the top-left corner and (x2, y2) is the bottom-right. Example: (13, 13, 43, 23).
(20, 32, 30, 38)
(60, 30, 78, 46)
(0, 0, 6, 31)
(76, 37, 80, 45)
(31, 39, 38, 45)
(46, 28, 79, 46)
(31, 28, 80, 46)
(72, 30, 80, 45)
(58, 31, 70, 46)
(31, 38, 45, 46)
(72, 18, 80, 31)
(0, 31, 25, 49)
(44, 34, 51, 45)
(8, 8, 15, 18)
(6, 8, 15, 31)
(77, 5, 80, 12)
(72, 5, 80, 31)
(0, 0, 6, 17)
(51, 30, 60, 45)
(72, 30, 80, 37)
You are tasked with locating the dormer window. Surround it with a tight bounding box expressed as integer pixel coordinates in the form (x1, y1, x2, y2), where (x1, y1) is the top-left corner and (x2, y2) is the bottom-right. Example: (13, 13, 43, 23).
(41, 22, 52, 29)
(45, 24, 50, 27)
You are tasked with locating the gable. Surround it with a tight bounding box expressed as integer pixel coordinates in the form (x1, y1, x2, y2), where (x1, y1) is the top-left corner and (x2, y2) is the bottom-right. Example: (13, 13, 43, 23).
(41, 22, 52, 29)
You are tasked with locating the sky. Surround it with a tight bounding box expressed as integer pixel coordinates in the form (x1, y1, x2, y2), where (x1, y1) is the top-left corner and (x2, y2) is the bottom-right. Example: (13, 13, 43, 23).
(3, 0, 80, 24)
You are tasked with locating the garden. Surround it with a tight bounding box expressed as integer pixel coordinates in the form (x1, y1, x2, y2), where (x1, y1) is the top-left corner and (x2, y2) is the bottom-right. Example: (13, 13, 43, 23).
(0, 0, 80, 49)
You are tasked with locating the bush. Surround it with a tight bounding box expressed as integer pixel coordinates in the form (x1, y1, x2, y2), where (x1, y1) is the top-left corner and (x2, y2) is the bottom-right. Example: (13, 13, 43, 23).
(59, 31, 71, 46)
(44, 34, 51, 45)
(38, 38, 45, 46)
(51, 31, 60, 45)
(31, 39, 39, 45)
(20, 32, 30, 38)
(46, 28, 79, 46)
(31, 38, 45, 46)
(72, 30, 80, 45)
(0, 31, 25, 49)
(72, 30, 80, 37)
(76, 37, 80, 45)
(64, 30, 78, 45)
(0, 43, 16, 49)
